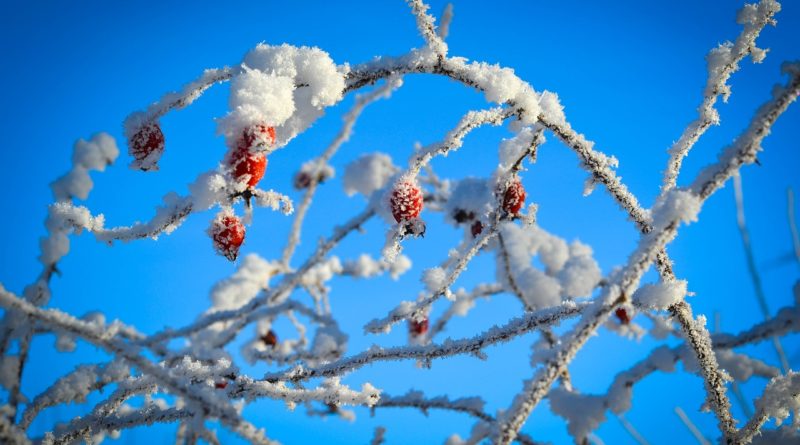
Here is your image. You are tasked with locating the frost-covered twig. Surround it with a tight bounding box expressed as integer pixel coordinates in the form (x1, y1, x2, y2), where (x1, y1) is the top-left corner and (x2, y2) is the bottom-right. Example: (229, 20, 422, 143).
(0, 414, 31, 445)
(494, 65, 800, 444)
(426, 283, 504, 341)
(0, 287, 276, 445)
(373, 391, 542, 445)
(20, 361, 130, 430)
(661, 0, 781, 192)
(406, 0, 448, 56)
(281, 78, 402, 266)
(366, 215, 502, 333)
(141, 206, 375, 346)
(125, 68, 234, 126)
(265, 301, 586, 383)
(735, 371, 800, 444)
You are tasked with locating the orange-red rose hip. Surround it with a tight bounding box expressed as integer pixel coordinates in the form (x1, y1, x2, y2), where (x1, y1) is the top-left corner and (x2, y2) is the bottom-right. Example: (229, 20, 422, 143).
(211, 215, 245, 261)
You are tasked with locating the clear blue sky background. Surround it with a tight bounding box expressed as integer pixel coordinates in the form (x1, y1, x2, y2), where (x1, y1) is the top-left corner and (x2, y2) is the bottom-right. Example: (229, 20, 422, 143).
(1, 1, 798, 444)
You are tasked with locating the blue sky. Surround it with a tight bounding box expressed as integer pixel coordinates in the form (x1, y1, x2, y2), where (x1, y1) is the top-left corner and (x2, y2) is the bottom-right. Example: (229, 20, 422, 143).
(1, 1, 799, 443)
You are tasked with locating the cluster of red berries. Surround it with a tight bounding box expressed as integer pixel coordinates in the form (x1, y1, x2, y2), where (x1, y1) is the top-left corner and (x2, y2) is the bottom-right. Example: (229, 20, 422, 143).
(129, 121, 165, 170)
(210, 124, 278, 261)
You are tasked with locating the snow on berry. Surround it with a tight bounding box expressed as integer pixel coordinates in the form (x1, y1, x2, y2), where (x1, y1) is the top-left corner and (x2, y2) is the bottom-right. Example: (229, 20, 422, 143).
(501, 178, 526, 215)
(390, 180, 423, 223)
(209, 212, 246, 261)
(126, 120, 165, 171)
(444, 178, 493, 226)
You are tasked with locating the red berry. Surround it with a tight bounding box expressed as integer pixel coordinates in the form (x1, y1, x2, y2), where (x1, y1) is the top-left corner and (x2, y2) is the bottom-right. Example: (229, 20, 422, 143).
(615, 307, 630, 325)
(260, 329, 278, 348)
(502, 178, 526, 215)
(237, 124, 276, 151)
(229, 124, 276, 188)
(210, 215, 245, 261)
(470, 220, 484, 238)
(129, 122, 165, 165)
(409, 317, 429, 336)
(390, 180, 424, 223)
(229, 147, 267, 188)
(214, 381, 228, 389)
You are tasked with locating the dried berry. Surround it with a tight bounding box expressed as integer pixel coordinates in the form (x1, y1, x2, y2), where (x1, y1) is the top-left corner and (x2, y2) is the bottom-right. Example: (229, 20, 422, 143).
(260, 329, 278, 348)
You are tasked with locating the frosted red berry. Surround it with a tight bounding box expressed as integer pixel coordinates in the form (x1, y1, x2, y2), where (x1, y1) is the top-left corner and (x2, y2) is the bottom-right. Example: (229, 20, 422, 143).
(210, 215, 245, 261)
(229, 124, 276, 188)
(615, 307, 630, 325)
(502, 178, 526, 215)
(214, 380, 228, 389)
(229, 147, 267, 188)
(409, 317, 429, 336)
(129, 122, 165, 166)
(237, 124, 276, 151)
(390, 180, 424, 223)
(261, 329, 278, 348)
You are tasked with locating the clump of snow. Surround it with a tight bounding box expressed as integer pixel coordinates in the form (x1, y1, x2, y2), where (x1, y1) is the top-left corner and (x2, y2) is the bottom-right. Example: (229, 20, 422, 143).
(51, 133, 119, 202)
(651, 189, 702, 229)
(633, 280, 687, 310)
(497, 222, 601, 309)
(497, 128, 536, 170)
(538, 91, 566, 126)
(219, 67, 295, 149)
(715, 349, 779, 381)
(549, 387, 607, 441)
(343, 153, 398, 197)
(219, 44, 345, 148)
(210, 254, 280, 311)
(189, 171, 229, 211)
(443, 178, 493, 226)
(755, 371, 800, 427)
(342, 254, 411, 280)
(422, 267, 447, 292)
(557, 241, 602, 298)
